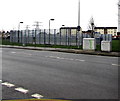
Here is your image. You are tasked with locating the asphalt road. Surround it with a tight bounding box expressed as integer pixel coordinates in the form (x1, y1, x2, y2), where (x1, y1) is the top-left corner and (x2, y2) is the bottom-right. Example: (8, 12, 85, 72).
(1, 48, 118, 100)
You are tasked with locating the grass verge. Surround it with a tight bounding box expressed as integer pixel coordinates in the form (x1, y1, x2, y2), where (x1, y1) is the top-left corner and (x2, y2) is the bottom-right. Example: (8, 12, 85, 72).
(1, 39, 120, 52)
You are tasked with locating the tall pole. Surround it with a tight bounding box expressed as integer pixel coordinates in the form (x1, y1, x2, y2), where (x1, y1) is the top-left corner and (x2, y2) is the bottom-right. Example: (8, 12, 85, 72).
(26, 25, 30, 44)
(18, 22, 23, 43)
(33, 21, 42, 45)
(77, 0, 81, 48)
(49, 20, 50, 44)
(78, 0, 80, 27)
(49, 19, 54, 44)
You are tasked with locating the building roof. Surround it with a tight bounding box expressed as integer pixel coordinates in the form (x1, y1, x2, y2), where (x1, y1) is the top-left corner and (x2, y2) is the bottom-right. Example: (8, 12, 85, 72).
(94, 27, 117, 29)
(82, 30, 92, 34)
(60, 27, 77, 29)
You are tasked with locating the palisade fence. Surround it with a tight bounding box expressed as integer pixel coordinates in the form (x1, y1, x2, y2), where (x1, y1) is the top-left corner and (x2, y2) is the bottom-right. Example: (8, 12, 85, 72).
(10, 29, 112, 46)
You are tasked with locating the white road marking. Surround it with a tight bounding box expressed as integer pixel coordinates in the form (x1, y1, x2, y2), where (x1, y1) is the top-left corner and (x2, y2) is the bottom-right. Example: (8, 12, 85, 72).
(75, 59, 85, 62)
(45, 56, 56, 58)
(68, 58, 74, 60)
(46, 56, 86, 62)
(63, 58, 74, 61)
(31, 93, 43, 99)
(2, 82, 15, 87)
(58, 57, 65, 60)
(96, 56, 118, 59)
(56, 57, 60, 59)
(15, 87, 29, 94)
(1, 81, 44, 98)
(22, 52, 32, 56)
(11, 52, 16, 54)
(28, 54, 32, 56)
(49, 56, 57, 58)
(112, 64, 120, 66)
(24, 53, 32, 56)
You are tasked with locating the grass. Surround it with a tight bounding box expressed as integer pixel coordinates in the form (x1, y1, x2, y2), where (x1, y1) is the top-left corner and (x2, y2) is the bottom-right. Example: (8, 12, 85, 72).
(112, 40, 120, 52)
(1, 39, 120, 52)
(1, 39, 82, 49)
(25, 44, 82, 49)
(1, 39, 22, 46)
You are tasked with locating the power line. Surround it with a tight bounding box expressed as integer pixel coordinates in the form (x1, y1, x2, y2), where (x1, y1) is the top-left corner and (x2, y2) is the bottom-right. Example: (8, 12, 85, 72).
(33, 21, 42, 30)
(25, 25, 30, 30)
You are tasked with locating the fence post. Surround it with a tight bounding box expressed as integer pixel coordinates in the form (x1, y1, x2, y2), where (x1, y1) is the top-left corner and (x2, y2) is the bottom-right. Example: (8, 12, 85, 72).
(10, 30, 12, 43)
(18, 30, 19, 43)
(66, 29, 67, 46)
(68, 29, 70, 46)
(32, 30, 34, 44)
(21, 30, 22, 43)
(35, 29, 36, 46)
(15, 31, 16, 43)
(70, 29, 72, 46)
(25, 30, 26, 45)
(28, 30, 29, 44)
(44, 29, 46, 44)
(60, 29, 61, 45)
(54, 29, 56, 45)
(39, 29, 41, 44)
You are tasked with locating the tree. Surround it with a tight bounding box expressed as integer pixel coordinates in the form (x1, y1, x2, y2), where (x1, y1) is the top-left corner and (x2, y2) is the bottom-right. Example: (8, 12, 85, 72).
(88, 17, 95, 38)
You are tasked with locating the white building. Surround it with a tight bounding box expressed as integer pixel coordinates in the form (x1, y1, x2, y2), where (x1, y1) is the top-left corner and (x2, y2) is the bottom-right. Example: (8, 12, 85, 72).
(118, 0, 120, 32)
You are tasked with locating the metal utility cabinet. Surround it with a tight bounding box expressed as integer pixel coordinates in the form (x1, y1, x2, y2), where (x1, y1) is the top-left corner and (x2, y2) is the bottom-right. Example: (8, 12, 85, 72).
(83, 38, 96, 50)
(101, 41, 112, 52)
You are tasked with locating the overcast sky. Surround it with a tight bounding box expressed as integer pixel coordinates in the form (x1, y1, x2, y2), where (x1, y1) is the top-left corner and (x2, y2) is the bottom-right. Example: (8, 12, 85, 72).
(0, 0, 118, 31)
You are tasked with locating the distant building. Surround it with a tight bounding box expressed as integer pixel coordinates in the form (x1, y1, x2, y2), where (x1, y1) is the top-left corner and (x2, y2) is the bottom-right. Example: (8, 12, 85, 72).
(82, 30, 92, 34)
(94, 27, 117, 36)
(60, 27, 82, 36)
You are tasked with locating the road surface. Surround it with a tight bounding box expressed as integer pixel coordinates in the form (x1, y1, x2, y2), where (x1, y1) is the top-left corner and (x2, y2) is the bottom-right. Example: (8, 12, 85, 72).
(1, 48, 118, 100)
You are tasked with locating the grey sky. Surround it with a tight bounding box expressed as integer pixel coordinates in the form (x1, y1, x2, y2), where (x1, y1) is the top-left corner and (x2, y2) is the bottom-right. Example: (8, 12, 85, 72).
(0, 0, 118, 31)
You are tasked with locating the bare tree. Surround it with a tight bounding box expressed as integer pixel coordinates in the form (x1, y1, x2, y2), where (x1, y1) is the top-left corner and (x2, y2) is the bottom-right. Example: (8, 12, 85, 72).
(88, 17, 96, 38)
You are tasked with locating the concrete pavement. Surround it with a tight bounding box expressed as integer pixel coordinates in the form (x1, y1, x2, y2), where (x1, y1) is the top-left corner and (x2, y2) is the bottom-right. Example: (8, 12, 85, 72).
(0, 45, 119, 57)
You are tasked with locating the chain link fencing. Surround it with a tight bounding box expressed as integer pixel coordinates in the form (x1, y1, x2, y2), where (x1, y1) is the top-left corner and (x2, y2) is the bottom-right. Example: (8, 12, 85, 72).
(9, 29, 112, 46)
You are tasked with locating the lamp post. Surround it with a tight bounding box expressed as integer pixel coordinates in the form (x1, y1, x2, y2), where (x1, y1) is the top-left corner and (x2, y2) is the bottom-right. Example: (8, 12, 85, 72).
(49, 19, 54, 44)
(77, 0, 81, 48)
(18, 22, 23, 43)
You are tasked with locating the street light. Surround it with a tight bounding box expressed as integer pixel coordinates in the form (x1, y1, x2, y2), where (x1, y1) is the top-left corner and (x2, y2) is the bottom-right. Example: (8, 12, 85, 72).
(18, 22, 23, 43)
(77, 0, 81, 48)
(49, 19, 55, 44)
(18, 22, 24, 30)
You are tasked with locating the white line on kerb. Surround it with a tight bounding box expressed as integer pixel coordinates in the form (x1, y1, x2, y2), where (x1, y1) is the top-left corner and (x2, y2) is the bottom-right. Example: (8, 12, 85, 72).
(31, 93, 43, 99)
(2, 82, 15, 87)
(15, 87, 29, 94)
